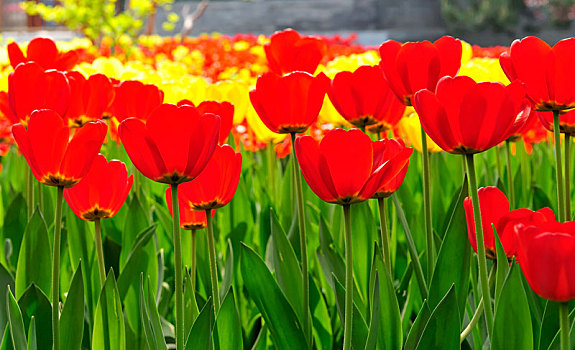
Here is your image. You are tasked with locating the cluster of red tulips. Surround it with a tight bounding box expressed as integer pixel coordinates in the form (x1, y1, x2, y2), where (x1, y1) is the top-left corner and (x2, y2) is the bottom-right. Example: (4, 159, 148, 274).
(3, 29, 575, 349)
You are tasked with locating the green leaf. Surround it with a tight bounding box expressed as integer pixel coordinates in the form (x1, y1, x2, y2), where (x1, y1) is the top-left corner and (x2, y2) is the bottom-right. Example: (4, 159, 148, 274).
(26, 317, 36, 350)
(309, 273, 333, 350)
(539, 301, 559, 350)
(494, 226, 509, 304)
(365, 273, 380, 350)
(117, 225, 157, 299)
(2, 194, 27, 267)
(240, 243, 307, 349)
(15, 209, 52, 299)
(6, 287, 26, 350)
(139, 276, 167, 350)
(333, 274, 368, 350)
(219, 239, 234, 302)
(428, 179, 470, 320)
(214, 288, 242, 350)
(93, 269, 126, 350)
(17, 285, 51, 350)
(404, 299, 431, 349)
(183, 270, 199, 338)
(268, 208, 303, 323)
(492, 263, 533, 350)
(416, 285, 460, 349)
(185, 298, 213, 350)
(372, 249, 402, 350)
(0, 264, 14, 342)
(350, 202, 375, 303)
(60, 263, 84, 350)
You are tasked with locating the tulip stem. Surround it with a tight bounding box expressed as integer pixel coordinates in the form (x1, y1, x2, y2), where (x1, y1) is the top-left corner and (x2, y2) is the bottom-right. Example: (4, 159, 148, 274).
(560, 302, 570, 350)
(460, 297, 484, 343)
(565, 134, 571, 220)
(290, 132, 311, 344)
(342, 204, 353, 350)
(171, 184, 184, 350)
(377, 197, 392, 276)
(505, 140, 515, 208)
(191, 229, 197, 291)
(26, 169, 34, 219)
(465, 154, 494, 338)
(267, 141, 277, 201)
(420, 126, 434, 279)
(495, 145, 503, 183)
(94, 219, 106, 287)
(553, 110, 566, 222)
(52, 185, 64, 350)
(392, 194, 428, 299)
(37, 181, 43, 214)
(206, 209, 220, 317)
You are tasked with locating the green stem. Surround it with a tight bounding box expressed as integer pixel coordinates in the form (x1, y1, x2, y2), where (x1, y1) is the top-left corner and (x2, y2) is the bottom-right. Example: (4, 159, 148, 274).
(37, 180, 43, 214)
(391, 194, 428, 299)
(554, 110, 566, 222)
(505, 140, 515, 208)
(191, 229, 197, 291)
(342, 204, 353, 350)
(267, 141, 277, 201)
(420, 126, 434, 279)
(206, 209, 220, 317)
(560, 302, 570, 350)
(94, 219, 106, 287)
(26, 169, 34, 218)
(460, 298, 484, 343)
(495, 145, 503, 182)
(52, 186, 63, 350)
(377, 197, 392, 276)
(465, 154, 494, 338)
(565, 134, 571, 220)
(290, 132, 310, 343)
(171, 185, 184, 350)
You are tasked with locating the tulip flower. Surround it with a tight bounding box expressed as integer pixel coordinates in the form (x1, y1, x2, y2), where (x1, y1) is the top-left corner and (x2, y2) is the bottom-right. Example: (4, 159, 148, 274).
(264, 28, 327, 75)
(110, 80, 164, 122)
(65, 72, 115, 127)
(8, 37, 79, 71)
(295, 128, 411, 350)
(174, 144, 241, 318)
(250, 71, 329, 134)
(64, 154, 133, 221)
(412, 76, 531, 155)
(118, 103, 220, 185)
(64, 153, 132, 286)
(500, 36, 575, 222)
(12, 110, 107, 188)
(378, 36, 462, 106)
(516, 220, 575, 349)
(179, 100, 234, 145)
(379, 36, 462, 285)
(119, 103, 219, 349)
(12, 109, 106, 350)
(328, 65, 405, 130)
(413, 75, 529, 337)
(395, 108, 443, 153)
(8, 62, 71, 125)
(464, 186, 555, 259)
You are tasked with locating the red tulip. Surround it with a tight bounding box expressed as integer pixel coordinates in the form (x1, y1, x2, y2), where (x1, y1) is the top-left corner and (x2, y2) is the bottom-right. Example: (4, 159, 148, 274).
(8, 62, 70, 124)
(328, 65, 405, 129)
(516, 221, 575, 301)
(118, 103, 220, 184)
(250, 71, 329, 134)
(464, 186, 555, 259)
(371, 138, 412, 198)
(294, 128, 412, 205)
(264, 28, 327, 75)
(8, 37, 79, 71)
(412, 76, 531, 154)
(179, 144, 242, 210)
(499, 36, 575, 112)
(65, 72, 115, 127)
(110, 80, 164, 122)
(165, 187, 214, 230)
(538, 109, 575, 134)
(12, 109, 107, 187)
(379, 36, 462, 106)
(64, 154, 133, 220)
(196, 101, 234, 145)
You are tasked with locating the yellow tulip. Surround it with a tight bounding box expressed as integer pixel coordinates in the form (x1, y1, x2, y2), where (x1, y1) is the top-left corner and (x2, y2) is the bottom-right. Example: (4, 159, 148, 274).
(397, 108, 442, 153)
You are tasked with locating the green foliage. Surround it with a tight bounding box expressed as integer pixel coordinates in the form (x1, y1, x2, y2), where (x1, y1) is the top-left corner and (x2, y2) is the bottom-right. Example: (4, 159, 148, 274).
(20, 0, 178, 45)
